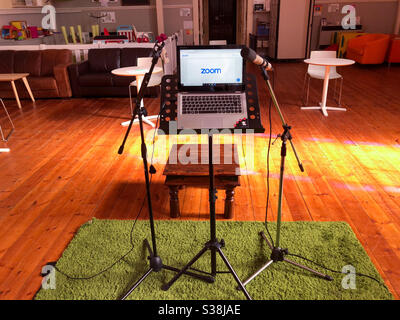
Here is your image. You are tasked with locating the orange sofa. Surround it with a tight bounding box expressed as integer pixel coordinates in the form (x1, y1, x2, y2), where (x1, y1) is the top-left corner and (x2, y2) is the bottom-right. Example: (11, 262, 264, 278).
(386, 35, 400, 65)
(346, 33, 391, 64)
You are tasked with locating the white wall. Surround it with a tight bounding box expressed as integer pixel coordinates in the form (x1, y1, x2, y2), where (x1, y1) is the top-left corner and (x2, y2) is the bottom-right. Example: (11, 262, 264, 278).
(0, 0, 13, 9)
(311, 0, 399, 50)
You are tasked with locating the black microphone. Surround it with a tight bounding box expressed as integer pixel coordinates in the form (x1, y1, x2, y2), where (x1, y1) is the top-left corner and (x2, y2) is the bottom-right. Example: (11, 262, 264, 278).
(241, 47, 273, 71)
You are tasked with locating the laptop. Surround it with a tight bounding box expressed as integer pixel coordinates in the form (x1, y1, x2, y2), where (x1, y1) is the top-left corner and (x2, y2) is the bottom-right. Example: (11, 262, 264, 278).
(177, 45, 247, 130)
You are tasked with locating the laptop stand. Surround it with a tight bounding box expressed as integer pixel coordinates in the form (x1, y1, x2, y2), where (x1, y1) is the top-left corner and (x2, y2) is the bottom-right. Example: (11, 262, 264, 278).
(158, 73, 264, 300)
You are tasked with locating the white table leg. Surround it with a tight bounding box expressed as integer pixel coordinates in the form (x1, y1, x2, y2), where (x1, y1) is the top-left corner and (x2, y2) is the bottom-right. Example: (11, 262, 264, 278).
(22, 77, 35, 102)
(120, 74, 155, 127)
(320, 66, 330, 116)
(301, 65, 346, 116)
(10, 81, 22, 109)
(121, 115, 157, 127)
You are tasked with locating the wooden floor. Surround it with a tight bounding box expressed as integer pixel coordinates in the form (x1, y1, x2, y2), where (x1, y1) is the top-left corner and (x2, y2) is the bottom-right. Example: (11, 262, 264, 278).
(0, 62, 399, 300)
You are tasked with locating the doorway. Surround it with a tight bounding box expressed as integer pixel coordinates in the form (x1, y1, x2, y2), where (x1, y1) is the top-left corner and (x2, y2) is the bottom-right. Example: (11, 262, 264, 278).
(208, 0, 237, 44)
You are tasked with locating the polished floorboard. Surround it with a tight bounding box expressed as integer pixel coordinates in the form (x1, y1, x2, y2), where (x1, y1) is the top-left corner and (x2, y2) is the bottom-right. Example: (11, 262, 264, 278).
(0, 62, 399, 300)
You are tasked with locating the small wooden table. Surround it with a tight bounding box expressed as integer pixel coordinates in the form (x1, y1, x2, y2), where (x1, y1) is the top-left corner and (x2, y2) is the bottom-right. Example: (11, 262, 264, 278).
(0, 73, 35, 109)
(163, 144, 240, 219)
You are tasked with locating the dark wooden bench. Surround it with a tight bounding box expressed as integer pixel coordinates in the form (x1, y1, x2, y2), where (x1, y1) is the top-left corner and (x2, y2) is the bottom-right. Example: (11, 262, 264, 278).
(163, 144, 240, 219)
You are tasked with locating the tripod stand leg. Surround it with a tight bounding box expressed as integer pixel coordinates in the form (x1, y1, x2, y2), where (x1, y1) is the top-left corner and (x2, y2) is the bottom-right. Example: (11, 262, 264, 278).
(241, 260, 274, 287)
(162, 265, 215, 283)
(283, 258, 333, 281)
(161, 246, 211, 291)
(120, 268, 153, 300)
(216, 247, 252, 300)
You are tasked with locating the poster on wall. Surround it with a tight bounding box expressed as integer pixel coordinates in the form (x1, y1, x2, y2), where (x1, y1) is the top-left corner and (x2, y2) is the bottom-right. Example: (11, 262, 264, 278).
(180, 8, 191, 17)
(328, 3, 340, 13)
(314, 5, 322, 16)
(100, 12, 116, 23)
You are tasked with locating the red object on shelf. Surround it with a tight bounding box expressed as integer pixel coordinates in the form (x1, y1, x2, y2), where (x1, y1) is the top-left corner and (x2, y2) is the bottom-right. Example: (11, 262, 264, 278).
(156, 33, 167, 43)
(137, 36, 149, 43)
(28, 26, 38, 38)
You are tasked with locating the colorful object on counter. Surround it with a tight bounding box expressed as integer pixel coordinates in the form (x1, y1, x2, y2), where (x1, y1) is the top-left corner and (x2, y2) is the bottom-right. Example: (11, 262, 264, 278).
(91, 25, 100, 39)
(136, 31, 155, 43)
(77, 25, 83, 43)
(61, 26, 69, 44)
(117, 25, 136, 42)
(1, 25, 18, 40)
(10, 21, 28, 40)
(136, 36, 149, 43)
(93, 35, 129, 44)
(70, 26, 77, 44)
(28, 26, 38, 39)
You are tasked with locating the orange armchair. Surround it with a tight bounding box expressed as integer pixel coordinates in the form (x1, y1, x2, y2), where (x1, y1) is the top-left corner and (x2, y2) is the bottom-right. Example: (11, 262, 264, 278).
(346, 33, 390, 64)
(386, 36, 400, 65)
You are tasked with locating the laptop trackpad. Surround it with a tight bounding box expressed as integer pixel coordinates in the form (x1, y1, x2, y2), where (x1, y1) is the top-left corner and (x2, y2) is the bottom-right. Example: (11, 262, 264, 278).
(202, 118, 223, 129)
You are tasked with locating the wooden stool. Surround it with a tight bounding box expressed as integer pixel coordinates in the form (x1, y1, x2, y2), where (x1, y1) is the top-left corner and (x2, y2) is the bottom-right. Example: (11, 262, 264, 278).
(163, 144, 240, 219)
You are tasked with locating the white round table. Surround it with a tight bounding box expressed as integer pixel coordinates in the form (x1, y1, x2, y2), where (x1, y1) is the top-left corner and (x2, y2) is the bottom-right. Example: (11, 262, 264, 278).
(301, 58, 354, 117)
(112, 66, 163, 127)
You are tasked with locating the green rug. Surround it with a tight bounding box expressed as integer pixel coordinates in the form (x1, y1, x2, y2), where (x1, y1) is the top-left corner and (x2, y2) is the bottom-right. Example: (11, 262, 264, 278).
(35, 219, 392, 300)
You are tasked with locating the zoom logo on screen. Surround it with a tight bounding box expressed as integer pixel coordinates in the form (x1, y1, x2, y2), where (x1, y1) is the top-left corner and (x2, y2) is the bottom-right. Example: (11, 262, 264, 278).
(201, 68, 222, 74)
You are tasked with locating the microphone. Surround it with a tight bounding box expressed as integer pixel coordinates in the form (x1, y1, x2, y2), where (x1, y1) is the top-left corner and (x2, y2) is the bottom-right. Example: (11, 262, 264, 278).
(241, 47, 273, 71)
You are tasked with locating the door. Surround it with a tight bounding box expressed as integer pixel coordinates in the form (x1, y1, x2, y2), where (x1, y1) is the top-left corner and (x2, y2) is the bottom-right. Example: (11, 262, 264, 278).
(208, 0, 237, 44)
(277, 0, 312, 59)
(268, 0, 279, 58)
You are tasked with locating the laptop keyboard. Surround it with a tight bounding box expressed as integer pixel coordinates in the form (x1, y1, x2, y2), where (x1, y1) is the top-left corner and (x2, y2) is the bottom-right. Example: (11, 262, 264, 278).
(182, 95, 243, 114)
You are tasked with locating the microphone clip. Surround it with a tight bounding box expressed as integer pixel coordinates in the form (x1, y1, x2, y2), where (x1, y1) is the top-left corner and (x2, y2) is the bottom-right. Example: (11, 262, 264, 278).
(260, 66, 270, 81)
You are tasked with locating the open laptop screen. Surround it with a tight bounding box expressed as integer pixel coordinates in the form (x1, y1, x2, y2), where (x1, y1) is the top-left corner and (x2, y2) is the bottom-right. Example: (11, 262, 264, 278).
(177, 45, 245, 92)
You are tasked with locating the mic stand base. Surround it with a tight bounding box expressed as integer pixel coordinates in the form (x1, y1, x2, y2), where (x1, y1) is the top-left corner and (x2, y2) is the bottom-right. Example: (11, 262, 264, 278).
(120, 239, 214, 300)
(239, 232, 332, 288)
(161, 237, 252, 300)
(240, 66, 332, 290)
(118, 42, 214, 300)
(160, 134, 252, 300)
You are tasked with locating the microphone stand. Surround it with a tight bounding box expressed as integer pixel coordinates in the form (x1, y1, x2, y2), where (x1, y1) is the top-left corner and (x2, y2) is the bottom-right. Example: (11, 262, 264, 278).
(117, 41, 214, 300)
(240, 66, 333, 287)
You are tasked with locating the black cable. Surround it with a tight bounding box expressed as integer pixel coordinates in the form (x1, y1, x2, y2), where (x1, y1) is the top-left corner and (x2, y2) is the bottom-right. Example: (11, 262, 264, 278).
(51, 104, 166, 281)
(286, 252, 384, 286)
(241, 137, 257, 223)
(53, 196, 146, 280)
